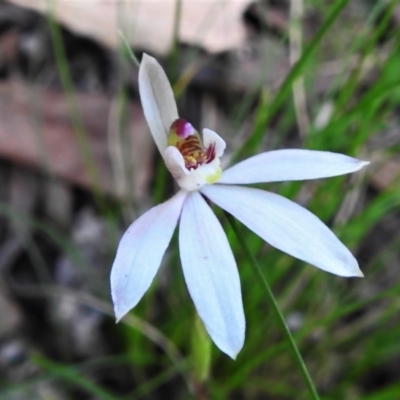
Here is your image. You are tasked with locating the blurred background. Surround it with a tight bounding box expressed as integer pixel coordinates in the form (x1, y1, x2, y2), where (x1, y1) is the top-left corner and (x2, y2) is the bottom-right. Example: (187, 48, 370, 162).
(0, 0, 400, 399)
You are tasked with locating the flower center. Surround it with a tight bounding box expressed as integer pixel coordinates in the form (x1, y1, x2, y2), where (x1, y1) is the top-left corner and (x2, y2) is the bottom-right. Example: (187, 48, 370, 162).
(168, 118, 215, 170)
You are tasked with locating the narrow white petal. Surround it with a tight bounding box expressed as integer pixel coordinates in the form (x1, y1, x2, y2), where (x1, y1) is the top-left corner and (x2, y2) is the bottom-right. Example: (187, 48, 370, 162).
(164, 146, 189, 181)
(179, 191, 245, 358)
(202, 185, 363, 277)
(111, 191, 187, 321)
(139, 53, 179, 154)
(219, 149, 369, 184)
(203, 128, 226, 157)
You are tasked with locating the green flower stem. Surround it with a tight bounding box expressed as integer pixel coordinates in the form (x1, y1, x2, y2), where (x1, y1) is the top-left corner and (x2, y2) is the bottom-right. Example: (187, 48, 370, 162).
(225, 212, 321, 400)
(191, 313, 212, 400)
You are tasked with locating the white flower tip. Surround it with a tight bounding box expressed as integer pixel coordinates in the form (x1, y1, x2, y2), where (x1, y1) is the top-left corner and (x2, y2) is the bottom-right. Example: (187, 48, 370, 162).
(342, 261, 364, 278)
(139, 54, 159, 82)
(344, 158, 370, 174)
(355, 160, 370, 171)
(218, 342, 242, 360)
(354, 268, 364, 278)
(113, 304, 123, 322)
(215, 333, 244, 360)
(228, 348, 240, 360)
(114, 305, 128, 324)
(332, 244, 364, 278)
(111, 290, 131, 323)
(141, 52, 156, 67)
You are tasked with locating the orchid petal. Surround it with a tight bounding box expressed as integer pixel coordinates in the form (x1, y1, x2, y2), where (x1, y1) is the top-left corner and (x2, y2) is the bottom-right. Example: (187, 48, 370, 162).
(219, 149, 369, 184)
(164, 146, 189, 181)
(179, 191, 245, 358)
(139, 53, 179, 154)
(111, 191, 187, 321)
(203, 128, 226, 158)
(202, 185, 363, 277)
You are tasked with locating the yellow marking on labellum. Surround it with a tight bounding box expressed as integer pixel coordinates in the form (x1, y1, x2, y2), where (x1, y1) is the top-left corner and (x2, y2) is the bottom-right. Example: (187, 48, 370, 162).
(205, 168, 222, 184)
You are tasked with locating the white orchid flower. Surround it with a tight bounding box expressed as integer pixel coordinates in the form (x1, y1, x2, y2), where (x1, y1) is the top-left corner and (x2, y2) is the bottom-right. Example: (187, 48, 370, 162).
(111, 54, 369, 359)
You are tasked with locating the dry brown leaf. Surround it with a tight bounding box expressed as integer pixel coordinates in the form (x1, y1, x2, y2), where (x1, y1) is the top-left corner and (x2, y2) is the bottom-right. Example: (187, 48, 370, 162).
(0, 79, 153, 198)
(370, 158, 400, 191)
(7, 0, 251, 54)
